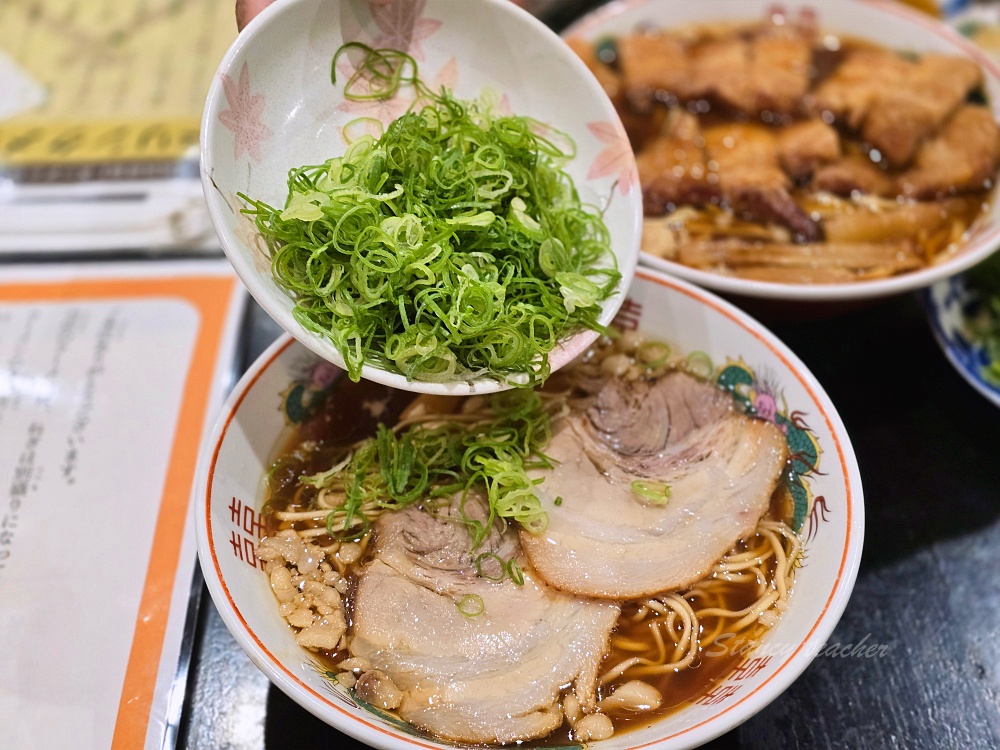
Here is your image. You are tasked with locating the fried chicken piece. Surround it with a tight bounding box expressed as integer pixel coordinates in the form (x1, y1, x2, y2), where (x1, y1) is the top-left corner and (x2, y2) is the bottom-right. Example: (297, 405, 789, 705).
(897, 105, 1000, 199)
(636, 112, 720, 215)
(688, 37, 754, 112)
(862, 54, 983, 167)
(778, 120, 841, 180)
(703, 124, 788, 188)
(808, 47, 913, 129)
(748, 32, 813, 115)
(618, 22, 810, 116)
(617, 32, 694, 104)
(812, 155, 896, 197)
(703, 123, 822, 241)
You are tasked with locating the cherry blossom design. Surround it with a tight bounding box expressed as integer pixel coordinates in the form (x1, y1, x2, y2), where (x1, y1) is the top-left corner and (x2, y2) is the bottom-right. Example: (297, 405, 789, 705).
(369, 0, 442, 60)
(586, 120, 637, 196)
(413, 57, 458, 107)
(218, 63, 272, 163)
(432, 57, 458, 92)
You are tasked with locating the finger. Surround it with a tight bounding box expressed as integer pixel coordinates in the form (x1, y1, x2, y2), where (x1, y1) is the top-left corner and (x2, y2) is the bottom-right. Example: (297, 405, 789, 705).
(236, 0, 275, 31)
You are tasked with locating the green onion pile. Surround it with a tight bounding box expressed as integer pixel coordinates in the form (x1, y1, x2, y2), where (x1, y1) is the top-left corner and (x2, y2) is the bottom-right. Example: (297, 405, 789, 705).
(241, 43, 619, 385)
(301, 388, 559, 558)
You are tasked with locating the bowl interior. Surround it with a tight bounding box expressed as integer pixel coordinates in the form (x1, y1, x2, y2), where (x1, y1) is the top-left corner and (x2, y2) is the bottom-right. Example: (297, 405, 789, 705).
(196, 269, 864, 750)
(566, 0, 1000, 302)
(201, 0, 640, 394)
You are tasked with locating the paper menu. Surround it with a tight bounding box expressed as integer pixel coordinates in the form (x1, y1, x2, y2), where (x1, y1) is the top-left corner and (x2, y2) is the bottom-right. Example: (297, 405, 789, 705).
(0, 0, 235, 161)
(0, 261, 247, 750)
(0, 0, 238, 253)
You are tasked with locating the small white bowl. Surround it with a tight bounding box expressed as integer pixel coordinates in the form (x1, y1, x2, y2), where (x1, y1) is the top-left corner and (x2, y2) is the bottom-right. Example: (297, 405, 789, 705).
(566, 0, 1000, 303)
(201, 0, 640, 394)
(196, 267, 864, 750)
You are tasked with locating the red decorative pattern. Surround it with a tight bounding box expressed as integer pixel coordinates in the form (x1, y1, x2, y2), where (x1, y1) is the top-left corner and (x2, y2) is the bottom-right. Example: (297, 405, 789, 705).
(612, 297, 643, 331)
(586, 120, 637, 196)
(696, 684, 741, 706)
(227, 496, 265, 569)
(730, 656, 772, 681)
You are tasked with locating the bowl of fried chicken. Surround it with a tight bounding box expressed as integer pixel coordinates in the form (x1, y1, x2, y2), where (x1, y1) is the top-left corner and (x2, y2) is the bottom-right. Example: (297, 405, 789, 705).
(566, 0, 1000, 302)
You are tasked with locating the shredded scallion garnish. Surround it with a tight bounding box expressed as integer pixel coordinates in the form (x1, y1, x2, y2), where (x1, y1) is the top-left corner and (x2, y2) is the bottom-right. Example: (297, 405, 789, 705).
(303, 388, 558, 549)
(506, 558, 525, 586)
(240, 43, 619, 385)
(474, 552, 526, 586)
(631, 480, 671, 506)
(474, 552, 507, 582)
(685, 351, 714, 379)
(457, 594, 485, 617)
(637, 341, 671, 368)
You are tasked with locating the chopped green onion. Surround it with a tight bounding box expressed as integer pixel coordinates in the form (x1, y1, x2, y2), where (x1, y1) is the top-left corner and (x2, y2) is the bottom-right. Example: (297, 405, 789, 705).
(631, 480, 671, 506)
(685, 351, 714, 379)
(506, 558, 525, 587)
(457, 594, 485, 617)
(325, 510, 371, 541)
(474, 552, 507, 582)
(301, 453, 353, 488)
(241, 42, 619, 386)
(302, 389, 554, 546)
(553, 496, 563, 506)
(637, 341, 671, 368)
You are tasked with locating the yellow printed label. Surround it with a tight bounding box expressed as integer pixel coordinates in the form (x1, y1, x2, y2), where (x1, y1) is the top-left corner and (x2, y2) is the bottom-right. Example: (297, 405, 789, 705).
(0, 119, 201, 165)
(0, 0, 235, 168)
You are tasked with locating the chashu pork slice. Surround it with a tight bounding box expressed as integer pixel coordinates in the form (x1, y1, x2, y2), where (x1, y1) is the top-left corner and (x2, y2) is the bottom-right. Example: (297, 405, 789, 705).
(349, 497, 619, 745)
(520, 372, 788, 600)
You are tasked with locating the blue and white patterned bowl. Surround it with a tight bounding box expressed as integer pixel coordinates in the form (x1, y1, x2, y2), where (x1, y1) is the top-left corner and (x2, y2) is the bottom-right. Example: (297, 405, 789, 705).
(924, 271, 1000, 409)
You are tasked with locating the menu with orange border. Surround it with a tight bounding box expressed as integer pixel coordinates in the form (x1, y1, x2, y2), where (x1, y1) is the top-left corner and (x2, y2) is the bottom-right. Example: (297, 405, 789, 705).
(0, 262, 245, 750)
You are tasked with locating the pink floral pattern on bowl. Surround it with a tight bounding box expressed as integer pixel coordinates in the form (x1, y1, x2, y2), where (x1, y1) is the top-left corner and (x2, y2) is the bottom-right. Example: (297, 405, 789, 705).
(218, 63, 272, 163)
(368, 0, 442, 60)
(587, 120, 637, 196)
(201, 0, 641, 395)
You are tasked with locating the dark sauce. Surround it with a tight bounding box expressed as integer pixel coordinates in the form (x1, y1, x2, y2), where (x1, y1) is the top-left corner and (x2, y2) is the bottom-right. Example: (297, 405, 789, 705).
(262, 374, 793, 746)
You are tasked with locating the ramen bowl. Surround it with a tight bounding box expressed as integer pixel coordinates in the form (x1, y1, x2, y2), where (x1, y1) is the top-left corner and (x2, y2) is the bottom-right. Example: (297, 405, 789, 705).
(566, 0, 1000, 303)
(201, 0, 641, 395)
(195, 268, 864, 750)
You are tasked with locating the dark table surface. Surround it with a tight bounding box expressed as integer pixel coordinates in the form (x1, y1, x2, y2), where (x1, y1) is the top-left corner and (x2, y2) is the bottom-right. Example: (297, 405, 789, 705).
(177, 5, 1000, 747)
(178, 288, 1000, 750)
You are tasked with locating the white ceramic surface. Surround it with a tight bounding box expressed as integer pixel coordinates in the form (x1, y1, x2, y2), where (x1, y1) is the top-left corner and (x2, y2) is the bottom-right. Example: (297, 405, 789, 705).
(201, 0, 641, 394)
(566, 0, 1000, 302)
(195, 268, 865, 750)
